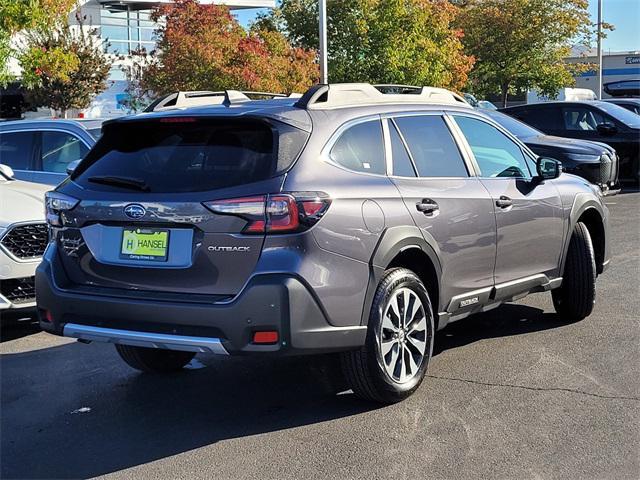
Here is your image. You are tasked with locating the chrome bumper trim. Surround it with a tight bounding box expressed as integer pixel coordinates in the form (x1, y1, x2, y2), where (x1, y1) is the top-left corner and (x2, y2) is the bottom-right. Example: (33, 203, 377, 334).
(62, 323, 229, 354)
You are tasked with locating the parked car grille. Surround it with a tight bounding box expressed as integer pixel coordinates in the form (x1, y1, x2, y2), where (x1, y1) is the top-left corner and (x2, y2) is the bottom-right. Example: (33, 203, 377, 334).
(598, 154, 612, 185)
(0, 276, 36, 304)
(0, 223, 48, 259)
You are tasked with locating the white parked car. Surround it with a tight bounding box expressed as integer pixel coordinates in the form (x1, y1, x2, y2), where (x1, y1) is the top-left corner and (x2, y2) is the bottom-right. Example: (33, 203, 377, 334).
(0, 164, 49, 321)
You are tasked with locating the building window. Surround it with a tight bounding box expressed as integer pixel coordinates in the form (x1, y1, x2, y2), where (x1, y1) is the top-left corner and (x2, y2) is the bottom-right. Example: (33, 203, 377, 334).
(101, 7, 156, 55)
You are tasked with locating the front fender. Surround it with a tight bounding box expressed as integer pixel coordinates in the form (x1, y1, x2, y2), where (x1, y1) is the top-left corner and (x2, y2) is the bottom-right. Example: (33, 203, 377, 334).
(560, 192, 609, 276)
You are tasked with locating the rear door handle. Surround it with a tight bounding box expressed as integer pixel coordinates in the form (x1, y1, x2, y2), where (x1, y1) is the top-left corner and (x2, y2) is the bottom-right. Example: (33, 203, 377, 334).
(416, 199, 439, 215)
(495, 196, 513, 208)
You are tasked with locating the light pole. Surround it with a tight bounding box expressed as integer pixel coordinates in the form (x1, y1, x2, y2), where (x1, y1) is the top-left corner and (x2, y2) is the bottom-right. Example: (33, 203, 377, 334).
(319, 0, 328, 84)
(597, 0, 603, 99)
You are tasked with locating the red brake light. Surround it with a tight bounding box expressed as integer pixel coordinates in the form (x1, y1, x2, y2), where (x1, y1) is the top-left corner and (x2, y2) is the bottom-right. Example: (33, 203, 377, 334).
(266, 195, 299, 232)
(159, 117, 197, 123)
(203, 192, 330, 234)
(203, 196, 266, 233)
(301, 200, 325, 216)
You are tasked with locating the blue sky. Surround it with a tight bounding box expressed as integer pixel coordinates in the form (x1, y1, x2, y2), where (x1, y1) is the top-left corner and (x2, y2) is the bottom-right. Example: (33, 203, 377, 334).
(235, 0, 640, 53)
(589, 0, 640, 52)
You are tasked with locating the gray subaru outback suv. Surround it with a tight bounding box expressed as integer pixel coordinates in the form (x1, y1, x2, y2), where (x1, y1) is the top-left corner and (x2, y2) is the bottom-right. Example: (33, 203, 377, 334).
(36, 83, 610, 403)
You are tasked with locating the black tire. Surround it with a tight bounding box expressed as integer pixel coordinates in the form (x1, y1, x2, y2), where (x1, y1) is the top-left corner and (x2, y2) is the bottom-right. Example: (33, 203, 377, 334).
(115, 344, 195, 373)
(340, 268, 434, 404)
(552, 221, 596, 321)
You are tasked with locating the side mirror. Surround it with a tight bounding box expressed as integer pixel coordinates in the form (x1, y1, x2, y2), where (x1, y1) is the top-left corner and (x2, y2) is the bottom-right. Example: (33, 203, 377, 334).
(0, 164, 15, 180)
(66, 159, 82, 175)
(596, 123, 617, 136)
(536, 157, 562, 180)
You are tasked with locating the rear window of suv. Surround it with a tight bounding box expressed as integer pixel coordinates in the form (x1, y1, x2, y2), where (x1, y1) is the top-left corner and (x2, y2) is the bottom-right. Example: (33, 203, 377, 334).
(72, 118, 309, 193)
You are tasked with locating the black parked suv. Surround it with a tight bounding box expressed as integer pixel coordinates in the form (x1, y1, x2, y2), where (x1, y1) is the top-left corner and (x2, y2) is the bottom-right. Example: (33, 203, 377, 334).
(482, 109, 619, 192)
(37, 84, 610, 403)
(603, 98, 640, 115)
(501, 101, 640, 184)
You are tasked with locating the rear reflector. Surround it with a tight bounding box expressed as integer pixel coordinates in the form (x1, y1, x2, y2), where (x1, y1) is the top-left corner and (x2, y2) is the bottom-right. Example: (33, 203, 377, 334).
(253, 331, 279, 344)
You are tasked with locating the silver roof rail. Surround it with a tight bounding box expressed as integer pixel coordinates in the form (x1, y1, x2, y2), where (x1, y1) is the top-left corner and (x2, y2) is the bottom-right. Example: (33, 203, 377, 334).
(145, 90, 302, 112)
(294, 83, 471, 110)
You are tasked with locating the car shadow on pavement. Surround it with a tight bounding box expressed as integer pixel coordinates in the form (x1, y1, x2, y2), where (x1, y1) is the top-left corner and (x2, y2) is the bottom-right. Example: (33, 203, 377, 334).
(433, 302, 571, 356)
(2, 302, 566, 479)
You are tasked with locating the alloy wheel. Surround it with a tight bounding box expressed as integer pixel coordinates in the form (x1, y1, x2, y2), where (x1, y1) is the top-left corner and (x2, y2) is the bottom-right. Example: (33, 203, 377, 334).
(378, 287, 428, 383)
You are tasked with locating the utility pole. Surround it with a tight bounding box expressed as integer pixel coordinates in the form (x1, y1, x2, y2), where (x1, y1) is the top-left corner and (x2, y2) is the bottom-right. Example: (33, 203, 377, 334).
(319, 0, 328, 84)
(597, 0, 603, 99)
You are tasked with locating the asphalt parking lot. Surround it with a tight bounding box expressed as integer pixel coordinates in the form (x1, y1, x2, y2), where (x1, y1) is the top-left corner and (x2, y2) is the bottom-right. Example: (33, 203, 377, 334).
(1, 191, 639, 480)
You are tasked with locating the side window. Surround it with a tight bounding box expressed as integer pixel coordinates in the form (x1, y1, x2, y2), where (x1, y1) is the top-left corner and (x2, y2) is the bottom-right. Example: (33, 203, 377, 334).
(0, 132, 35, 170)
(394, 115, 468, 177)
(389, 121, 416, 177)
(330, 120, 386, 174)
(454, 116, 532, 179)
(562, 106, 605, 131)
(41, 131, 89, 173)
(512, 107, 562, 130)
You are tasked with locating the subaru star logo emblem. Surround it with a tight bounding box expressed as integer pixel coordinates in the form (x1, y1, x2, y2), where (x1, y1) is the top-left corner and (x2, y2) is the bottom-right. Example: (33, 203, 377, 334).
(124, 204, 146, 219)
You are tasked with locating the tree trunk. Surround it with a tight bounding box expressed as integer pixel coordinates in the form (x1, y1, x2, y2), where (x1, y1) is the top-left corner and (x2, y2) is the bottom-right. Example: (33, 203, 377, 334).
(500, 83, 509, 108)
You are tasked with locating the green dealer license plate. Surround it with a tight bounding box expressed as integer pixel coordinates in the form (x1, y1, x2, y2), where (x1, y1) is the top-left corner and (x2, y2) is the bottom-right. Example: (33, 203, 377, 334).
(120, 228, 169, 262)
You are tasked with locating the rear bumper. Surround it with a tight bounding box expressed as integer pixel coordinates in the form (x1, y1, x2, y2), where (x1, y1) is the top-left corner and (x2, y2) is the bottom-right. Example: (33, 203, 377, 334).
(36, 245, 366, 355)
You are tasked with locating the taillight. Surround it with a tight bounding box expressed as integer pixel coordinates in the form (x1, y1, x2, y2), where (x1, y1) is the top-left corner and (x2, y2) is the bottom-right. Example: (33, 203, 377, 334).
(45, 191, 80, 227)
(203, 192, 330, 234)
(266, 195, 299, 232)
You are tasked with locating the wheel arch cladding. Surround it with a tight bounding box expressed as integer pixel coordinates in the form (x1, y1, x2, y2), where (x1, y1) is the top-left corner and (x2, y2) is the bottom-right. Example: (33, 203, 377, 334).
(366, 226, 442, 327)
(563, 193, 607, 277)
(387, 248, 440, 324)
(576, 208, 605, 275)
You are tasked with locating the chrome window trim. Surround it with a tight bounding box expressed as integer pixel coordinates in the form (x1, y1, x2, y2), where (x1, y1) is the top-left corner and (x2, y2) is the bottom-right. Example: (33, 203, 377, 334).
(447, 111, 536, 179)
(321, 114, 391, 178)
(386, 117, 419, 177)
(380, 117, 394, 176)
(444, 113, 481, 176)
(0, 220, 48, 263)
(385, 111, 474, 179)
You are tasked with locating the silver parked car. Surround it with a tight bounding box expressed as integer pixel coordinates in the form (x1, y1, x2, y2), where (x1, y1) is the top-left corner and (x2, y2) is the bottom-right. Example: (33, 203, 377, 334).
(37, 84, 609, 403)
(0, 119, 102, 186)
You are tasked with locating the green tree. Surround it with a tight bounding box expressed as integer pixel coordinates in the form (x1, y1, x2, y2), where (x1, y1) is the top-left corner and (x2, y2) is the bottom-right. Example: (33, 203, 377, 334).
(255, 0, 474, 91)
(0, 0, 76, 85)
(18, 15, 112, 116)
(126, 0, 317, 107)
(458, 0, 609, 106)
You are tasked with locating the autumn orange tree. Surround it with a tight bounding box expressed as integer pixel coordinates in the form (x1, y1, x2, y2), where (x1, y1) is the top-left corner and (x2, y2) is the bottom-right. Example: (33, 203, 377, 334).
(256, 0, 474, 91)
(458, 0, 607, 106)
(127, 0, 318, 107)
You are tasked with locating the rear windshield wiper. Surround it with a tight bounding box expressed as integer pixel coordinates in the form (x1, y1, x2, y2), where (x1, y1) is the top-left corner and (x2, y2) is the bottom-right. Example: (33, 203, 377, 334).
(87, 175, 151, 192)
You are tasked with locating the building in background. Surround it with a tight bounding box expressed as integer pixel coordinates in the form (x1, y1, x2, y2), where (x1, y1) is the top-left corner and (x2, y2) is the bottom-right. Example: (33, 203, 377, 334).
(567, 49, 640, 98)
(5, 0, 274, 118)
(79, 0, 274, 117)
